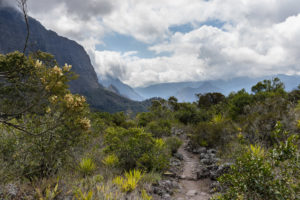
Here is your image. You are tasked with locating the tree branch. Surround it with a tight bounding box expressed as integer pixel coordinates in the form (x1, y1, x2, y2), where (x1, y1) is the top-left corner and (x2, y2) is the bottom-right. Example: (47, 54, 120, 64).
(17, 0, 29, 54)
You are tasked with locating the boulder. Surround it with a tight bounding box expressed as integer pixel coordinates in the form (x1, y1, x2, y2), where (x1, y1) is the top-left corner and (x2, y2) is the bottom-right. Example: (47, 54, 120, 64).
(174, 153, 184, 160)
(186, 190, 198, 196)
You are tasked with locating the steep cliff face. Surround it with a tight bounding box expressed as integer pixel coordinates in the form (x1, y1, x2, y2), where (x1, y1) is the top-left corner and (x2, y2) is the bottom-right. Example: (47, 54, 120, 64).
(0, 7, 99, 91)
(0, 7, 146, 112)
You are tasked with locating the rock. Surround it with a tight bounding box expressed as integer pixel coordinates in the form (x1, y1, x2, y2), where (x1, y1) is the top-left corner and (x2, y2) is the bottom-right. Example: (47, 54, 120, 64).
(5, 184, 18, 197)
(170, 158, 181, 167)
(207, 153, 216, 159)
(210, 163, 233, 180)
(207, 149, 217, 154)
(200, 158, 214, 165)
(197, 168, 210, 179)
(153, 187, 166, 196)
(186, 190, 198, 196)
(171, 180, 179, 188)
(210, 181, 221, 193)
(162, 193, 171, 199)
(199, 153, 206, 159)
(171, 127, 184, 135)
(206, 164, 219, 171)
(192, 147, 207, 154)
(174, 153, 184, 160)
(200, 152, 215, 160)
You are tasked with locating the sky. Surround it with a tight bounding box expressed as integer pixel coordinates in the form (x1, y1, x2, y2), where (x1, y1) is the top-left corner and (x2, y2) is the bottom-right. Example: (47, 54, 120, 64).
(3, 0, 300, 87)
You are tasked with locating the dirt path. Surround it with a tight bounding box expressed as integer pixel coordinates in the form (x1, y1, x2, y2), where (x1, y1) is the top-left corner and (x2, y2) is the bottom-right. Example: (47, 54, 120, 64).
(173, 140, 211, 200)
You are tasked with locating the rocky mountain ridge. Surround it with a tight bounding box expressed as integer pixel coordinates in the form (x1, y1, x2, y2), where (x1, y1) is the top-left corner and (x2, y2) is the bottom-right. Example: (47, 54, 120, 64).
(0, 6, 146, 113)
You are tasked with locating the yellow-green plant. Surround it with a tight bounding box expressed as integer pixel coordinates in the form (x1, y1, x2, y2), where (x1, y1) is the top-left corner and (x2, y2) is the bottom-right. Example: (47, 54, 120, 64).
(74, 189, 93, 200)
(211, 114, 224, 124)
(141, 189, 152, 200)
(113, 169, 144, 192)
(35, 180, 60, 200)
(102, 154, 119, 168)
(79, 157, 96, 177)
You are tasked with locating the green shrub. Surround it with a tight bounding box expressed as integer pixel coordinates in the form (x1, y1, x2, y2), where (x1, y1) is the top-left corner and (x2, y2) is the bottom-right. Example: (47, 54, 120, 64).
(190, 119, 234, 148)
(214, 136, 300, 200)
(0, 52, 91, 179)
(103, 127, 169, 171)
(137, 112, 154, 127)
(146, 119, 171, 137)
(165, 136, 183, 154)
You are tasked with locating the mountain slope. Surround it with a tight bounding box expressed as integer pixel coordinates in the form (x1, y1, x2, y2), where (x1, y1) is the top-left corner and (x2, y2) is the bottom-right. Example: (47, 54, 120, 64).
(99, 75, 144, 101)
(176, 82, 222, 102)
(0, 6, 146, 113)
(136, 75, 300, 102)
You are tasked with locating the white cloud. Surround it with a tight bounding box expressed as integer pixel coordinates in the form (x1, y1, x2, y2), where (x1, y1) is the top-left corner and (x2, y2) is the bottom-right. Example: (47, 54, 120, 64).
(23, 0, 300, 87)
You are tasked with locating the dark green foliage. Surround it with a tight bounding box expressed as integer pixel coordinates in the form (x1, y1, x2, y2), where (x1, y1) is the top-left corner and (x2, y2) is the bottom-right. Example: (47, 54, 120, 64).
(146, 119, 171, 137)
(103, 127, 170, 171)
(168, 96, 180, 111)
(136, 112, 154, 127)
(190, 119, 235, 148)
(240, 97, 293, 147)
(251, 77, 285, 94)
(227, 89, 253, 119)
(197, 92, 225, 109)
(165, 136, 183, 154)
(175, 103, 204, 125)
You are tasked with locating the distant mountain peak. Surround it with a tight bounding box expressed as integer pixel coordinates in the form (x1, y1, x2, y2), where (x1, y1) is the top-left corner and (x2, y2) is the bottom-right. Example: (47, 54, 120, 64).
(99, 75, 144, 101)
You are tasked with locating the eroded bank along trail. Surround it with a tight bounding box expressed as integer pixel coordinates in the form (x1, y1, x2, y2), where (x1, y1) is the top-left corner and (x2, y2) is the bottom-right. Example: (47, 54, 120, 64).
(173, 139, 211, 200)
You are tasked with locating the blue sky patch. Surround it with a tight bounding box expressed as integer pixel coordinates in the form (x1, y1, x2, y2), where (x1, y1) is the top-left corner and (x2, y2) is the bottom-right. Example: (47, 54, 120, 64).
(96, 33, 172, 58)
(169, 23, 194, 33)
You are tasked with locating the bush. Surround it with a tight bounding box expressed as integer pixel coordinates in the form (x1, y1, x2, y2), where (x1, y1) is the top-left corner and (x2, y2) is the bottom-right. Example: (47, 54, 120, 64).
(175, 103, 204, 125)
(0, 52, 91, 179)
(146, 119, 171, 137)
(137, 112, 154, 127)
(190, 119, 234, 148)
(103, 127, 170, 171)
(165, 136, 183, 154)
(214, 136, 300, 200)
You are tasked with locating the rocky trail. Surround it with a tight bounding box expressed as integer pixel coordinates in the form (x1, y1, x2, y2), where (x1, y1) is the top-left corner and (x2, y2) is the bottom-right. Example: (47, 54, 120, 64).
(151, 133, 232, 200)
(173, 140, 211, 200)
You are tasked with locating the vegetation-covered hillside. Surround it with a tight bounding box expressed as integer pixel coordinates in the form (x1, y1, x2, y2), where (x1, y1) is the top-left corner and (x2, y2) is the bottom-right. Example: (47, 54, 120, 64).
(0, 50, 299, 199)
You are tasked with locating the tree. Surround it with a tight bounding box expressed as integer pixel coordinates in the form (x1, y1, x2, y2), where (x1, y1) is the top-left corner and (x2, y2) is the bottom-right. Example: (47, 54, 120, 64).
(0, 52, 90, 178)
(251, 77, 285, 94)
(197, 92, 225, 108)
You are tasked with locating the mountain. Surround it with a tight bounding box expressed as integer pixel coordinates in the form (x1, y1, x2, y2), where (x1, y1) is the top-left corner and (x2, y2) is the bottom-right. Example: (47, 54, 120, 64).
(176, 82, 222, 102)
(136, 75, 300, 102)
(99, 75, 144, 101)
(107, 84, 121, 95)
(135, 82, 194, 100)
(0, 6, 146, 113)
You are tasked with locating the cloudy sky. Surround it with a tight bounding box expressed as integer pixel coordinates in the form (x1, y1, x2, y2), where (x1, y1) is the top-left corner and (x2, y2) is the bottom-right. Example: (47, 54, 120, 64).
(9, 0, 300, 87)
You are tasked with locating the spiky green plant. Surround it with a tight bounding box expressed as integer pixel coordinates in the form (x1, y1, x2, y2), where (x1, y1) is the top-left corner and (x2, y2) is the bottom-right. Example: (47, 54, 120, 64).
(78, 157, 96, 177)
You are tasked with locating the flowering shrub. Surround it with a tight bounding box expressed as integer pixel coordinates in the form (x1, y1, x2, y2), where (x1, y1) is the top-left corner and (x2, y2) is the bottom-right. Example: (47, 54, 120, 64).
(0, 51, 91, 179)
